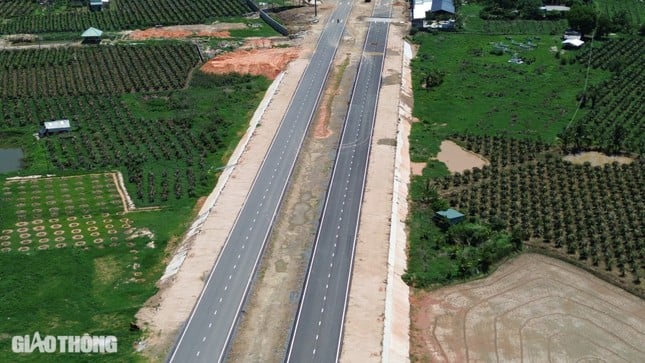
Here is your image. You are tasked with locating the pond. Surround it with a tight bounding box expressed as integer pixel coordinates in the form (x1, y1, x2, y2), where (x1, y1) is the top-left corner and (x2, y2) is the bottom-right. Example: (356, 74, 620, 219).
(0, 148, 24, 173)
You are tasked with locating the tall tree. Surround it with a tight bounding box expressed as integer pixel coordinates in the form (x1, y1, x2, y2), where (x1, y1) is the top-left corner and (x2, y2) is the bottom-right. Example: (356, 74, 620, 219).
(566, 4, 597, 35)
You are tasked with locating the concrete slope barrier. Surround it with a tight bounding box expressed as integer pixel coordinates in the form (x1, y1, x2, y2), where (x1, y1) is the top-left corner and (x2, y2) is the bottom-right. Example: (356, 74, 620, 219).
(246, 0, 290, 36)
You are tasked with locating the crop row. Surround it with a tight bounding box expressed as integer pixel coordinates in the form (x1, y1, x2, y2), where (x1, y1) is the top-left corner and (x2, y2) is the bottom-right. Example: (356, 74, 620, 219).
(564, 38, 644, 154)
(0, 0, 252, 34)
(428, 136, 644, 290)
(0, 43, 200, 98)
(478, 19, 568, 35)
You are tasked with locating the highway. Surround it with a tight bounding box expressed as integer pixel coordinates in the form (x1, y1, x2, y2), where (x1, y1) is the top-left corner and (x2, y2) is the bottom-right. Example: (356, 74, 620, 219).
(166, 2, 355, 362)
(285, 0, 392, 362)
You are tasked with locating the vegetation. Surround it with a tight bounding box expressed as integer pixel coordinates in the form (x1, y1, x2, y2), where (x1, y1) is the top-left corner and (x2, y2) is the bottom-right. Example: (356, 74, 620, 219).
(409, 32, 608, 162)
(0, 0, 252, 34)
(0, 39, 271, 361)
(0, 43, 200, 98)
(562, 38, 644, 154)
(407, 9, 643, 295)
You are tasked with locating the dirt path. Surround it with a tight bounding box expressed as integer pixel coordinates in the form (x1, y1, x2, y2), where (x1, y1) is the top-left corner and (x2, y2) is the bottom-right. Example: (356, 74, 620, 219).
(411, 253, 645, 362)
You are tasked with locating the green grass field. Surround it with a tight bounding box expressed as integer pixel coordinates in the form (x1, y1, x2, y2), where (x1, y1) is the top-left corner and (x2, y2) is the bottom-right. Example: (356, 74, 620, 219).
(409, 32, 609, 162)
(594, 0, 645, 26)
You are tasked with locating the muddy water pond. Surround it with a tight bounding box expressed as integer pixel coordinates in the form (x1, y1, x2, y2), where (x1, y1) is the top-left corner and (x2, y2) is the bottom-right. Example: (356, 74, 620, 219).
(0, 148, 24, 173)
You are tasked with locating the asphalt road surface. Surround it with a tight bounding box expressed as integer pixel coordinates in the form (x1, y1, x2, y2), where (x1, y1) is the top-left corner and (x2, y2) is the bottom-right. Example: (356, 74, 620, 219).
(285, 1, 392, 362)
(167, 2, 355, 362)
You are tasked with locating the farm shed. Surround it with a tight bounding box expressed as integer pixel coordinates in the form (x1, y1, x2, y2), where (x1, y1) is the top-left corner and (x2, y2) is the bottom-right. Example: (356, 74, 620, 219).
(562, 38, 584, 49)
(563, 30, 582, 40)
(411, 0, 433, 28)
(89, 0, 103, 11)
(435, 208, 465, 225)
(39, 120, 71, 138)
(81, 27, 103, 44)
(430, 0, 455, 15)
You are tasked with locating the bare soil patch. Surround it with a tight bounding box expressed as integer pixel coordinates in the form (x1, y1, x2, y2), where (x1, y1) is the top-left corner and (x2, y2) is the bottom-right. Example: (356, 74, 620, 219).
(126, 24, 246, 40)
(200, 46, 300, 80)
(563, 151, 634, 166)
(435, 140, 489, 174)
(411, 253, 645, 362)
(410, 161, 426, 176)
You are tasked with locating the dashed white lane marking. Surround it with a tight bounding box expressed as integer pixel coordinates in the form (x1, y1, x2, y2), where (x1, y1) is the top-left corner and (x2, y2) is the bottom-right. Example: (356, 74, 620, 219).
(214, 310, 217, 315)
(202, 337, 206, 342)
(224, 286, 228, 291)
(228, 275, 232, 280)
(218, 297, 223, 302)
(233, 264, 237, 269)
(208, 322, 212, 328)
(196, 351, 200, 357)
(237, 254, 241, 259)
(318, 321, 321, 326)
(316, 334, 319, 341)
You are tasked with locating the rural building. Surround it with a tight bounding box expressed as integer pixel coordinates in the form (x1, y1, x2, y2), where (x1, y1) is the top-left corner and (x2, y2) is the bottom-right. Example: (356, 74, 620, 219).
(411, 0, 455, 29)
(89, 0, 103, 11)
(563, 30, 582, 40)
(435, 208, 465, 225)
(39, 120, 71, 138)
(562, 38, 584, 48)
(81, 27, 103, 44)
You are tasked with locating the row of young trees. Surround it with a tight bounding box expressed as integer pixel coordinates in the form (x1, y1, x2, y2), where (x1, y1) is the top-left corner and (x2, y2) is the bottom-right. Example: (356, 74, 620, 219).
(0, 43, 199, 98)
(561, 38, 644, 155)
(428, 136, 644, 290)
(0, 0, 252, 34)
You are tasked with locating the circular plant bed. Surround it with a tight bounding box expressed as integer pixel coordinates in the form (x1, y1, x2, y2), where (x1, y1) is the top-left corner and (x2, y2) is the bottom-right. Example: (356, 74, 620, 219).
(36, 232, 47, 237)
(1, 247, 11, 253)
(83, 215, 92, 219)
(107, 230, 117, 235)
(32, 219, 43, 225)
(121, 224, 131, 229)
(54, 237, 65, 242)
(53, 230, 64, 236)
(0, 236, 10, 241)
(67, 216, 78, 222)
(15, 222, 28, 227)
(102, 213, 111, 218)
(51, 224, 62, 229)
(110, 237, 118, 241)
(86, 220, 96, 225)
(88, 226, 98, 232)
(18, 246, 29, 252)
(90, 232, 100, 237)
(69, 223, 79, 228)
(93, 238, 104, 244)
(72, 235, 84, 240)
(19, 233, 30, 239)
(17, 227, 28, 233)
(1, 241, 11, 247)
(20, 240, 32, 245)
(2, 229, 13, 234)
(39, 238, 49, 244)
(105, 224, 114, 229)
(48, 218, 59, 223)
(103, 219, 112, 224)
(38, 245, 49, 250)
(71, 229, 81, 234)
(55, 243, 66, 248)
(74, 241, 86, 247)
(33, 226, 45, 231)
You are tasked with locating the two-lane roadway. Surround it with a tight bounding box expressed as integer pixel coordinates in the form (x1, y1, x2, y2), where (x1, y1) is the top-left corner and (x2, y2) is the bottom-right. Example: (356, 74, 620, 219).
(285, 0, 393, 362)
(167, 2, 355, 362)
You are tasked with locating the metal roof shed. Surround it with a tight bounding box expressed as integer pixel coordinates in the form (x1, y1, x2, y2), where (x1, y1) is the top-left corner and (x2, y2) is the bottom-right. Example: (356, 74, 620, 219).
(436, 208, 465, 225)
(430, 0, 455, 14)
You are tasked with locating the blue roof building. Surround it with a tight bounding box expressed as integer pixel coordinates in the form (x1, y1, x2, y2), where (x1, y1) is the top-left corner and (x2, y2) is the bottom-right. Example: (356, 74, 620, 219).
(430, 0, 455, 14)
(435, 208, 465, 225)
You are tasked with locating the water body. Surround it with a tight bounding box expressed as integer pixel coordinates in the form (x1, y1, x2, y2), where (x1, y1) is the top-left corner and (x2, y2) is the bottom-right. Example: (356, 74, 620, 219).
(0, 148, 24, 173)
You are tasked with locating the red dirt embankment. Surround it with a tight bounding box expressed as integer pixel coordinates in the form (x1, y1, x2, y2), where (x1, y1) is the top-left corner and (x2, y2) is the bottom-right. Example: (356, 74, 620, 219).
(200, 46, 300, 80)
(129, 29, 231, 40)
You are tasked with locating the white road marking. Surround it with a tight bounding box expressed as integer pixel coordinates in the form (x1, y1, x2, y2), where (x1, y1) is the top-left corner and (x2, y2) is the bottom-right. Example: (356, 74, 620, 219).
(214, 310, 218, 315)
(196, 351, 200, 357)
(202, 337, 206, 342)
(224, 286, 228, 291)
(208, 323, 212, 328)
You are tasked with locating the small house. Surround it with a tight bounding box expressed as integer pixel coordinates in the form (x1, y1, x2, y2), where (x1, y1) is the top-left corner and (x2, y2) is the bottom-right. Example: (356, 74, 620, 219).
(435, 208, 465, 225)
(89, 0, 103, 12)
(81, 27, 103, 44)
(430, 0, 455, 16)
(411, 0, 433, 28)
(563, 30, 582, 40)
(39, 120, 71, 138)
(562, 38, 584, 49)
